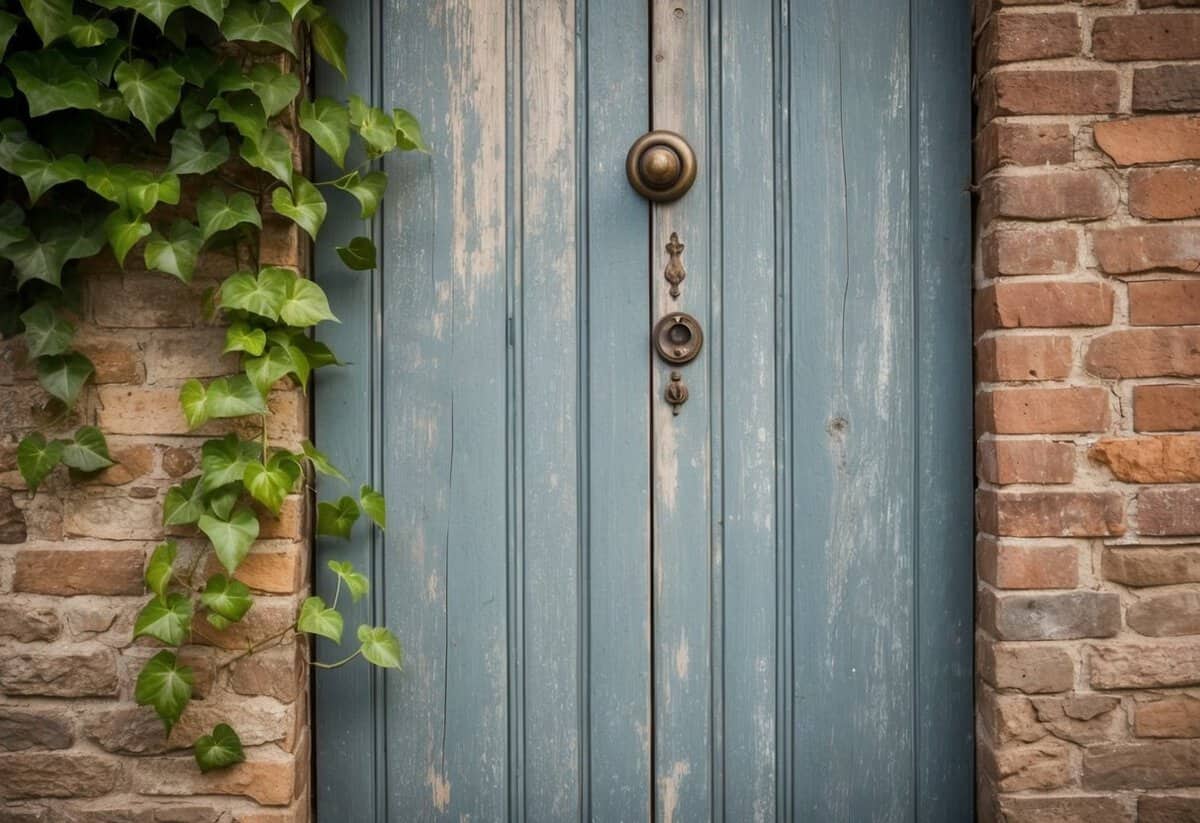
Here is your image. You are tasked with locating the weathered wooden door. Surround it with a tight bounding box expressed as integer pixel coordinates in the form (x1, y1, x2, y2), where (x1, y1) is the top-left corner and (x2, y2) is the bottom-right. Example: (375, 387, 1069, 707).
(313, 1, 972, 820)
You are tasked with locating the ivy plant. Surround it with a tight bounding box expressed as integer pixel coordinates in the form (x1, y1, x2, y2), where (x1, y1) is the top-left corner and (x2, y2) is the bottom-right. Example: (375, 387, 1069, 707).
(0, 0, 424, 772)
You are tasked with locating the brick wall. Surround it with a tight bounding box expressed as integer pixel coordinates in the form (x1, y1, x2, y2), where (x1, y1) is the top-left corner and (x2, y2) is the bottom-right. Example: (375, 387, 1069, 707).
(0, 87, 311, 820)
(975, 1, 1200, 820)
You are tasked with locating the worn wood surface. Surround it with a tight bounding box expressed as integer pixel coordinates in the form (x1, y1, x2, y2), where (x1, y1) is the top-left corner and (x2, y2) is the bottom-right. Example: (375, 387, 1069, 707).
(314, 0, 972, 819)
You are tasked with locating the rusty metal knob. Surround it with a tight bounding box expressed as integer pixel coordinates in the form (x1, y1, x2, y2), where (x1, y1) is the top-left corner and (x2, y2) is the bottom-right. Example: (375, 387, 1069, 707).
(626, 131, 697, 202)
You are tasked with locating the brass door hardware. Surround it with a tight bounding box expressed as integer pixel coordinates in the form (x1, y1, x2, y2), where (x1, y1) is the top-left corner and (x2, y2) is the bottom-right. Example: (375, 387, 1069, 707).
(626, 131, 697, 202)
(663, 232, 686, 299)
(653, 312, 703, 365)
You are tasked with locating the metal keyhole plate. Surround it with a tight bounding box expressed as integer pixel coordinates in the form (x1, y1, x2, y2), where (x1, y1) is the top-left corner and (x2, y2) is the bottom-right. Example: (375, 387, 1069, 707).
(653, 312, 704, 365)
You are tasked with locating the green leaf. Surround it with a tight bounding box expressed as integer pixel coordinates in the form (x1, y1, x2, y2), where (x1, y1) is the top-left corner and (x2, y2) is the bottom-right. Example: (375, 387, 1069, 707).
(292, 335, 342, 369)
(280, 277, 336, 328)
(20, 302, 75, 358)
(3, 212, 105, 287)
(242, 453, 299, 514)
(100, 0, 190, 30)
(67, 17, 119, 47)
(392, 108, 427, 152)
(37, 352, 94, 406)
(133, 592, 193, 646)
(221, 0, 296, 54)
(197, 189, 261, 241)
(163, 476, 206, 526)
(135, 651, 193, 733)
(180, 92, 216, 129)
(360, 484, 386, 529)
(8, 50, 101, 117)
(60, 426, 114, 472)
(223, 321, 266, 357)
(172, 49, 221, 86)
(114, 60, 185, 136)
(18, 0, 73, 45)
(332, 171, 386, 219)
(200, 574, 252, 621)
(17, 433, 64, 495)
(296, 595, 342, 643)
(271, 175, 326, 240)
(167, 129, 230, 175)
(0, 201, 27, 251)
(179, 379, 209, 428)
(206, 482, 240, 521)
(357, 625, 402, 669)
(327, 560, 368, 603)
(317, 495, 359, 539)
(276, 0, 309, 19)
(146, 541, 178, 600)
(198, 507, 259, 574)
(194, 723, 245, 772)
(245, 341, 308, 394)
(0, 11, 22, 60)
(308, 11, 347, 78)
(219, 269, 286, 319)
(299, 97, 349, 168)
(240, 128, 293, 184)
(187, 0, 229, 24)
(84, 161, 181, 213)
(0, 135, 87, 203)
(336, 236, 376, 270)
(349, 97, 396, 157)
(104, 210, 152, 267)
(144, 220, 203, 283)
(210, 91, 267, 141)
(199, 433, 257, 491)
(301, 440, 347, 482)
(215, 62, 299, 118)
(205, 374, 269, 418)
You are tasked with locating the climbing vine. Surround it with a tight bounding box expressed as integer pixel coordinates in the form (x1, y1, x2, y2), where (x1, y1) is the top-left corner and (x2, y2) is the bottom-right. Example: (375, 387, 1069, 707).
(0, 0, 420, 771)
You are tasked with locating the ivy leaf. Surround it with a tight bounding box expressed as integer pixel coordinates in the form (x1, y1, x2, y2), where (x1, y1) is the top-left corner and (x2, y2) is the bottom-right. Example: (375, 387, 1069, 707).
(245, 342, 308, 395)
(392, 108, 427, 152)
(271, 175, 326, 240)
(336, 236, 376, 271)
(349, 97, 396, 157)
(104, 210, 152, 267)
(219, 268, 286, 319)
(144, 220, 203, 283)
(327, 560, 368, 603)
(332, 171, 386, 220)
(198, 507, 259, 574)
(293, 335, 342, 369)
(0, 137, 87, 203)
(99, 0, 190, 31)
(210, 91, 267, 141)
(17, 433, 64, 495)
(68, 17, 119, 47)
(172, 49, 221, 86)
(357, 625, 402, 669)
(37, 352, 94, 406)
(223, 321, 266, 357)
(85, 162, 181, 213)
(301, 440, 347, 482)
(299, 98, 349, 168)
(199, 433, 257, 491)
(280, 275, 337, 327)
(360, 484, 386, 529)
(220, 0, 296, 54)
(60, 426, 115, 472)
(8, 50, 101, 117)
(215, 62, 299, 118)
(197, 190, 261, 241)
(20, 302, 75, 358)
(206, 482, 241, 521)
(296, 595, 342, 643)
(242, 453, 299, 514)
(179, 379, 209, 428)
(180, 92, 216, 129)
(135, 651, 193, 733)
(167, 129, 230, 175)
(134, 592, 193, 645)
(194, 724, 245, 773)
(308, 11, 347, 78)
(187, 0, 229, 24)
(240, 128, 293, 184)
(163, 476, 206, 526)
(0, 201, 28, 250)
(205, 374, 268, 418)
(113, 60, 185, 136)
(146, 541, 178, 600)
(200, 574, 252, 622)
(0, 11, 22, 60)
(276, 0, 309, 19)
(18, 0, 74, 45)
(317, 495, 359, 539)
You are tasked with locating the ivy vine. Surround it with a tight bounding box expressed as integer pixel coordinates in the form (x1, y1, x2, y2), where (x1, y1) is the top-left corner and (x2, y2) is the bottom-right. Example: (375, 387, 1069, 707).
(0, 0, 421, 771)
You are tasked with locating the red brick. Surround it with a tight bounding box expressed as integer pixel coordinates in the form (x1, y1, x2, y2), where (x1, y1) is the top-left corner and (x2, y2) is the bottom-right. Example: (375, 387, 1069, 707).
(976, 12, 1081, 70)
(977, 386, 1110, 434)
(975, 122, 1073, 178)
(1135, 384, 1200, 431)
(73, 333, 143, 384)
(997, 796, 1132, 823)
(1085, 328, 1200, 378)
(1129, 280, 1200, 326)
(13, 548, 146, 596)
(1091, 640, 1200, 689)
(975, 335, 1074, 382)
(1092, 14, 1200, 61)
(1134, 64, 1200, 113)
(981, 589, 1120, 640)
(1139, 486, 1200, 536)
(978, 537, 1079, 589)
(979, 642, 1075, 693)
(1140, 795, 1200, 823)
(1128, 590, 1200, 637)
(1129, 166, 1200, 219)
(1084, 740, 1200, 790)
(130, 747, 297, 805)
(981, 171, 1118, 223)
(978, 438, 1075, 484)
(0, 752, 120, 799)
(1104, 546, 1200, 587)
(975, 282, 1114, 330)
(982, 228, 1078, 277)
(979, 70, 1120, 120)
(978, 488, 1126, 537)
(1092, 221, 1200, 272)
(1091, 435, 1200, 483)
(1093, 116, 1200, 166)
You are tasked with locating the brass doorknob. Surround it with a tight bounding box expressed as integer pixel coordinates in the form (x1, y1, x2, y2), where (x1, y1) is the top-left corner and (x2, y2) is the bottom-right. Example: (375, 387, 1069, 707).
(626, 131, 697, 202)
(653, 312, 703, 365)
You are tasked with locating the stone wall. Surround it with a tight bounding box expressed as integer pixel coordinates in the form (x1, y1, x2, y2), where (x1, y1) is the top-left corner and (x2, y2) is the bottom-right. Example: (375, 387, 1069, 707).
(975, 1, 1200, 820)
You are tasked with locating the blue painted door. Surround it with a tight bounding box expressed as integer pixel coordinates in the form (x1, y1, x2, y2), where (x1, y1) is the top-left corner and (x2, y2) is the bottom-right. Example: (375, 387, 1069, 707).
(313, 1, 973, 821)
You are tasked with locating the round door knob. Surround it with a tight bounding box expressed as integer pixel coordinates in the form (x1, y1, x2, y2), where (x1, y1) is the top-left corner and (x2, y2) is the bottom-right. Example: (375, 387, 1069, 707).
(626, 131, 697, 202)
(653, 312, 704, 365)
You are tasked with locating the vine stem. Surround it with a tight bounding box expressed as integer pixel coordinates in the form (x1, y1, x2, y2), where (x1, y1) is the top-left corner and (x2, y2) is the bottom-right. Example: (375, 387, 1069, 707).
(216, 624, 297, 670)
(309, 648, 361, 670)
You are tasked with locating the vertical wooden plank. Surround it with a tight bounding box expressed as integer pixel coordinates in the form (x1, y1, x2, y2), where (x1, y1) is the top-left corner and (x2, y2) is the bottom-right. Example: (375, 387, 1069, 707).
(650, 3, 713, 821)
(718, 0, 778, 819)
(584, 0, 654, 819)
(517, 0, 583, 818)
(913, 0, 974, 818)
(378, 0, 510, 819)
(312, 0, 381, 818)
(788, 0, 916, 820)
